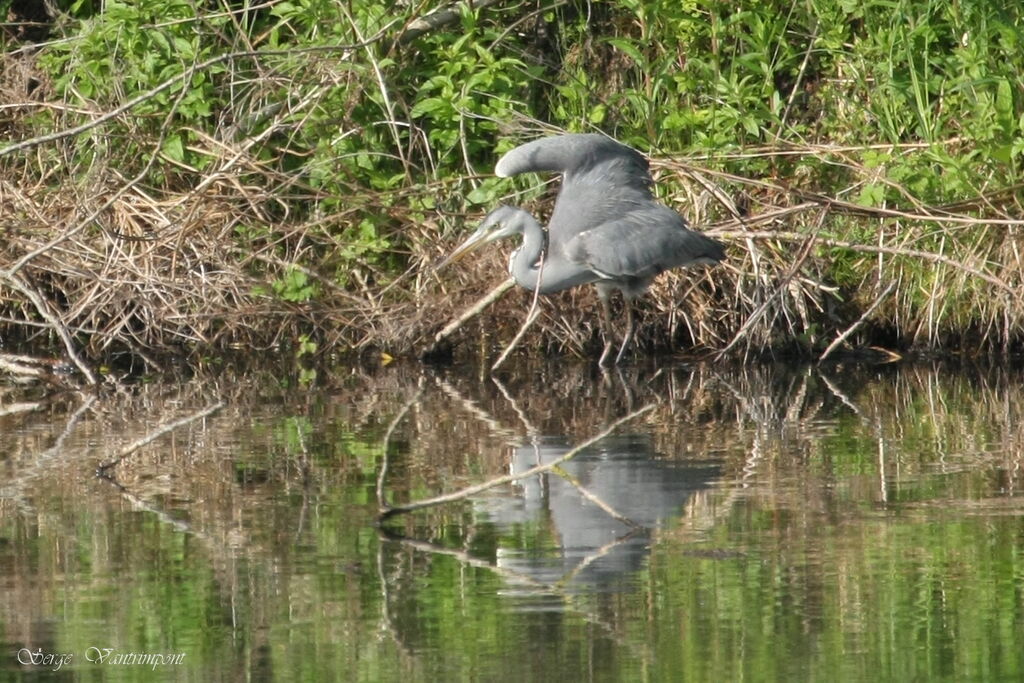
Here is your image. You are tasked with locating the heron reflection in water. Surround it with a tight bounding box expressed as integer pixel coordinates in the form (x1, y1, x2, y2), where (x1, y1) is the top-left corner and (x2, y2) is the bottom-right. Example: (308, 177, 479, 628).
(478, 434, 721, 593)
(440, 133, 725, 365)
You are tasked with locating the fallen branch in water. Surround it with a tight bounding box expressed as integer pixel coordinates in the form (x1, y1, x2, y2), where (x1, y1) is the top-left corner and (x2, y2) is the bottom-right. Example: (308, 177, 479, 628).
(376, 387, 424, 509)
(95, 401, 225, 473)
(491, 305, 540, 371)
(377, 403, 655, 521)
(819, 280, 897, 361)
(550, 464, 640, 529)
(0, 352, 48, 380)
(425, 276, 515, 356)
(0, 273, 97, 385)
(0, 401, 41, 417)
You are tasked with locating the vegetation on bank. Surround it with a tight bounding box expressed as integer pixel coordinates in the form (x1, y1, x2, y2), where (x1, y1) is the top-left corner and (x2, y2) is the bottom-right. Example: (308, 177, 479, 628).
(2, 0, 1024, 377)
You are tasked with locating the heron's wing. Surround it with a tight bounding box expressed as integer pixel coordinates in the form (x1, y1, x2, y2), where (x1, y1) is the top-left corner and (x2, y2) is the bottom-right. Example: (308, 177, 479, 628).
(496, 134, 650, 188)
(547, 172, 652, 241)
(563, 207, 725, 284)
(498, 135, 655, 241)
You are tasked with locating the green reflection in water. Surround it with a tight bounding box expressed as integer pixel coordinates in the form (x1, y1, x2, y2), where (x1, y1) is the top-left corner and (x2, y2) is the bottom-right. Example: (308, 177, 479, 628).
(648, 510, 1024, 682)
(1, 363, 1023, 681)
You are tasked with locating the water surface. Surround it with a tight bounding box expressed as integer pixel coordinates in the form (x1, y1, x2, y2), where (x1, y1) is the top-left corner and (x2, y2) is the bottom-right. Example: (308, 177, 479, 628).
(2, 360, 1023, 681)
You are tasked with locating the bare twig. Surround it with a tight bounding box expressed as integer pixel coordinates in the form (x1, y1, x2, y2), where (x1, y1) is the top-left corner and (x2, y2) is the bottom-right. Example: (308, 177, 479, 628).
(551, 464, 641, 528)
(0, 271, 97, 384)
(0, 402, 41, 416)
(717, 213, 825, 357)
(819, 281, 897, 361)
(492, 251, 545, 371)
(0, 353, 46, 379)
(715, 229, 1015, 296)
(491, 306, 540, 371)
(376, 387, 424, 509)
(397, 0, 504, 44)
(429, 277, 515, 349)
(95, 402, 225, 473)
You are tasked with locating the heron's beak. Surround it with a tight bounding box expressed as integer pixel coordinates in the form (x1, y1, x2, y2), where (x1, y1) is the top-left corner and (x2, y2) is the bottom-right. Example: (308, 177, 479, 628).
(435, 227, 496, 271)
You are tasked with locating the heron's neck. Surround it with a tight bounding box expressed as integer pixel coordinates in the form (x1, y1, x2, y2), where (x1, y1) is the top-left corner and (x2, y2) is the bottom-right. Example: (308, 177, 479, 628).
(509, 211, 548, 292)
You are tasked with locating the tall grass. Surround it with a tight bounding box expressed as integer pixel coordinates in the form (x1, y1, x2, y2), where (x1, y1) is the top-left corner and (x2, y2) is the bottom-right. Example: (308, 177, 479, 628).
(1, 0, 1023, 373)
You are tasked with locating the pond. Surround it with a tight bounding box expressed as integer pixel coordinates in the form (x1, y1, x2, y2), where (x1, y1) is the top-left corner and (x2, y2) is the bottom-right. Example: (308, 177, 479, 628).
(2, 359, 1024, 681)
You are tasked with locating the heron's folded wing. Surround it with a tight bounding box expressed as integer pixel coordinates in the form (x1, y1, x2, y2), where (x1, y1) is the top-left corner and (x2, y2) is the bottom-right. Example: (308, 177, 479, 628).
(565, 207, 724, 281)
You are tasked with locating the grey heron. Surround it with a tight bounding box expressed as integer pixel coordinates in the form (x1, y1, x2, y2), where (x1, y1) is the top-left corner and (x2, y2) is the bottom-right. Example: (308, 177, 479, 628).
(441, 133, 724, 365)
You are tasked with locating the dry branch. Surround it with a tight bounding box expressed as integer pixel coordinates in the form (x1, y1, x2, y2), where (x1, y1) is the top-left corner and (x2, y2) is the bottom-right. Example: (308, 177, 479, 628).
(0, 353, 47, 379)
(491, 253, 546, 370)
(397, 0, 504, 44)
(428, 276, 515, 351)
(376, 388, 424, 509)
(551, 464, 641, 529)
(819, 281, 897, 361)
(718, 211, 826, 356)
(491, 305, 540, 371)
(95, 401, 225, 473)
(714, 229, 1015, 296)
(0, 401, 41, 416)
(0, 271, 96, 384)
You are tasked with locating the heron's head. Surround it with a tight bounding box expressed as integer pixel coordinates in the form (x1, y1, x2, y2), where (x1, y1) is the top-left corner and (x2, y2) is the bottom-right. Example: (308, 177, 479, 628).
(436, 205, 527, 269)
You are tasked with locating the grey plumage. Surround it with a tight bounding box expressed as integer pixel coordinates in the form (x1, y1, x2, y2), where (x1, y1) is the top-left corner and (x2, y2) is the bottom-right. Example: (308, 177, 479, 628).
(441, 133, 724, 365)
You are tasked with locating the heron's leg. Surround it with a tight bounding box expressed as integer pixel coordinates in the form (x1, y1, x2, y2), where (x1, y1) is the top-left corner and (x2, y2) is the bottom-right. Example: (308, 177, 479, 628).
(613, 298, 635, 365)
(597, 291, 616, 367)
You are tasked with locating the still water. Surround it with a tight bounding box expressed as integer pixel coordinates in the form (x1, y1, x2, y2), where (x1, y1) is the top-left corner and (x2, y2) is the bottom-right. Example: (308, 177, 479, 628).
(2, 360, 1023, 681)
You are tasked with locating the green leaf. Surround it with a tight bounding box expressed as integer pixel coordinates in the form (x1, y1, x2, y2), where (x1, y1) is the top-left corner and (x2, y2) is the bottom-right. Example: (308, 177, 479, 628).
(150, 30, 170, 54)
(410, 97, 449, 118)
(466, 185, 495, 205)
(273, 268, 317, 303)
(270, 1, 298, 18)
(173, 36, 195, 60)
(162, 135, 185, 163)
(991, 143, 1013, 164)
(857, 183, 886, 207)
(994, 79, 1015, 136)
(605, 38, 645, 67)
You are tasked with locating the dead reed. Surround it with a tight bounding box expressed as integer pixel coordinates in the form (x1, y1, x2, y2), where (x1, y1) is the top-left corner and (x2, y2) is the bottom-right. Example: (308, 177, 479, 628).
(4, 131, 1024, 377)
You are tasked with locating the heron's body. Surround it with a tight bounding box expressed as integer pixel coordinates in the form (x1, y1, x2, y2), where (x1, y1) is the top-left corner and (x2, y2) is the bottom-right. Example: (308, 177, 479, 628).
(442, 133, 724, 365)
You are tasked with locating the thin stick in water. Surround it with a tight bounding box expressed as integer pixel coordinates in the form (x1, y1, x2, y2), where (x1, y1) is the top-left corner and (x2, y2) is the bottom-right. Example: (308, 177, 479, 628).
(96, 402, 224, 473)
(428, 277, 515, 352)
(376, 388, 424, 509)
(818, 280, 897, 361)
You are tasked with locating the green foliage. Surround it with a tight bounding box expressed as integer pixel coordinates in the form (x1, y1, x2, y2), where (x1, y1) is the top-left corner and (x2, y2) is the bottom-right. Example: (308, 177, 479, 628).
(296, 334, 317, 358)
(408, 20, 527, 158)
(40, 0, 223, 168)
(272, 267, 317, 303)
(34, 0, 1024, 225)
(534, 0, 1024, 207)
